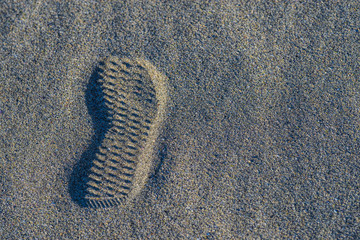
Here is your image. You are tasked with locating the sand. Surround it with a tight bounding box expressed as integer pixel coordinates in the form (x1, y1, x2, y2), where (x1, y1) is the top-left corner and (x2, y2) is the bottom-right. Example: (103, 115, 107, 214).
(1, 0, 359, 239)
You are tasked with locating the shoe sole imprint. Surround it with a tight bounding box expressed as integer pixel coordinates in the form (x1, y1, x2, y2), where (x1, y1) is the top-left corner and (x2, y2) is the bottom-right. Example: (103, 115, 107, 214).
(84, 56, 168, 208)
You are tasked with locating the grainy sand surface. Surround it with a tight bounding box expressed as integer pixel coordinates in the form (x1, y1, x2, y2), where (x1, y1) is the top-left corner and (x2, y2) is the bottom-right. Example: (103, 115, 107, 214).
(1, 1, 359, 239)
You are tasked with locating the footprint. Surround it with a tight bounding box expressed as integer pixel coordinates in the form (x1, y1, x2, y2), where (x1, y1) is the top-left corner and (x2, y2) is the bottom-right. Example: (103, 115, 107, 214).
(84, 56, 168, 208)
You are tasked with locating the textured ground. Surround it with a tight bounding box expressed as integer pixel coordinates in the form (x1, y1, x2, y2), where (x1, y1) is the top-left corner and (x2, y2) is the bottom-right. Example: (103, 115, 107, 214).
(0, 0, 359, 239)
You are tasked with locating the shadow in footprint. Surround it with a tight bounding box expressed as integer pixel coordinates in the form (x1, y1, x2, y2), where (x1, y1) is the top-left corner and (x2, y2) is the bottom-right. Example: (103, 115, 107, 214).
(68, 62, 112, 207)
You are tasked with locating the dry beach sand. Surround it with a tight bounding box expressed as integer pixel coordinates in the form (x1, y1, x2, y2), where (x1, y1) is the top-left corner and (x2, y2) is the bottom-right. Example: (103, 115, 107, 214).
(0, 0, 359, 239)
